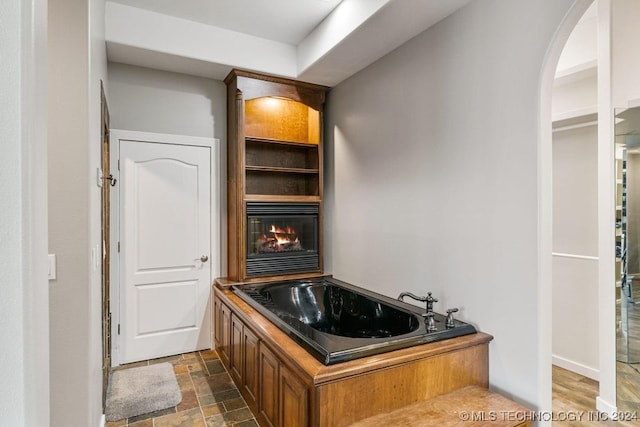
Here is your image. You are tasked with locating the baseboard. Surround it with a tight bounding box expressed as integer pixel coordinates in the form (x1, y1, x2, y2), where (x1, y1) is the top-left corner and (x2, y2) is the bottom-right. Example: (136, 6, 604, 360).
(552, 355, 599, 380)
(99, 414, 106, 427)
(596, 396, 617, 415)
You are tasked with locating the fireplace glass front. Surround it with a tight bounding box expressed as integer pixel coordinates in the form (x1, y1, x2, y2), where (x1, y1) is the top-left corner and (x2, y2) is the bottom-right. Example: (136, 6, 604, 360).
(246, 203, 320, 277)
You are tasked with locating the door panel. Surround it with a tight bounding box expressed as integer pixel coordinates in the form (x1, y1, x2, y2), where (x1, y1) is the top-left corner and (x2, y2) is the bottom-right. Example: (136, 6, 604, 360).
(120, 139, 211, 363)
(136, 280, 198, 334)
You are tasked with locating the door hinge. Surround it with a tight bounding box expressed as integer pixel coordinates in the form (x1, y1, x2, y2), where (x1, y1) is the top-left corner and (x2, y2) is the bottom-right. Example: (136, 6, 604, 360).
(117, 324, 120, 335)
(117, 241, 120, 253)
(117, 159, 120, 170)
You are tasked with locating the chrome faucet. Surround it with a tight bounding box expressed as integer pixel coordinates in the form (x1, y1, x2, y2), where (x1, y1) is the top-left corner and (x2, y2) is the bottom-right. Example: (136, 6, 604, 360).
(446, 308, 459, 329)
(424, 312, 437, 332)
(398, 291, 438, 314)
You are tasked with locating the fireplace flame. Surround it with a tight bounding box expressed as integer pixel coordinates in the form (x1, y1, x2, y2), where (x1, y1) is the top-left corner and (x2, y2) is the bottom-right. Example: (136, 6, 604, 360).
(269, 225, 296, 235)
(257, 224, 302, 252)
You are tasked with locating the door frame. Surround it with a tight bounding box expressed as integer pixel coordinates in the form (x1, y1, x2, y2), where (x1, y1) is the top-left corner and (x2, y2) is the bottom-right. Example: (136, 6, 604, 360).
(109, 129, 220, 367)
(100, 81, 111, 407)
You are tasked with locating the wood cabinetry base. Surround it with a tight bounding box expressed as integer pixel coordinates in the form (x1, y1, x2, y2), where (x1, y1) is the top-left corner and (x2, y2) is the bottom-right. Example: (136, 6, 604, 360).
(214, 283, 493, 427)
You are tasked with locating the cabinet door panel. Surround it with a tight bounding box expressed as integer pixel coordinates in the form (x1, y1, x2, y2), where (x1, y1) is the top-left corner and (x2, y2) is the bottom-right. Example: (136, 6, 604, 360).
(259, 345, 279, 427)
(280, 365, 308, 427)
(219, 302, 231, 364)
(213, 298, 221, 348)
(243, 327, 259, 404)
(230, 314, 244, 384)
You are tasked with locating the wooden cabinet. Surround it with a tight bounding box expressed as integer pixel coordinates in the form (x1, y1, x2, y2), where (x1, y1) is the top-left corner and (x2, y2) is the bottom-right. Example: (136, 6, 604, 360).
(243, 326, 260, 404)
(279, 364, 308, 427)
(214, 284, 492, 427)
(224, 70, 329, 281)
(245, 137, 320, 197)
(230, 313, 244, 384)
(259, 344, 280, 426)
(215, 292, 309, 427)
(257, 343, 309, 427)
(216, 298, 262, 401)
(215, 298, 231, 365)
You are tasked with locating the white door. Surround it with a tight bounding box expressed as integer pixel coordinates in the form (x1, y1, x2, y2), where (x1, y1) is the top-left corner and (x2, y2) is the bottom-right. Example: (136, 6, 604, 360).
(119, 139, 211, 363)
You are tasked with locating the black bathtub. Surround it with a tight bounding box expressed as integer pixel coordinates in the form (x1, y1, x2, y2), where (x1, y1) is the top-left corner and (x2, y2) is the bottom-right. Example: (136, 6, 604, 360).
(232, 277, 476, 364)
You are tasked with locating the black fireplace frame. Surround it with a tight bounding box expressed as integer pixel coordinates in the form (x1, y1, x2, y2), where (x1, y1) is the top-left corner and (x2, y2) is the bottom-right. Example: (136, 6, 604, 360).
(246, 202, 320, 277)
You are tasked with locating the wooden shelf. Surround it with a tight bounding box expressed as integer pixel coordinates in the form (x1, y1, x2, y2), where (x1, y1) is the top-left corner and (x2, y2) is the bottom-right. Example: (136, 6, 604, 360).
(245, 195, 321, 203)
(246, 138, 318, 171)
(245, 165, 319, 174)
(245, 97, 320, 144)
(246, 136, 318, 147)
(246, 169, 319, 196)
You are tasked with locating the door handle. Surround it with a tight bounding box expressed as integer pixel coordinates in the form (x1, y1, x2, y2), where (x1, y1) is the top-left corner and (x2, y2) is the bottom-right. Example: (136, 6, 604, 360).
(200, 255, 209, 263)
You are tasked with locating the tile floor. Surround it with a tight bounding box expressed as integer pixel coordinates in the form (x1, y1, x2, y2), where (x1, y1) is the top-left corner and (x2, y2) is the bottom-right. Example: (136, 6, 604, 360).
(109, 351, 640, 426)
(105, 350, 258, 427)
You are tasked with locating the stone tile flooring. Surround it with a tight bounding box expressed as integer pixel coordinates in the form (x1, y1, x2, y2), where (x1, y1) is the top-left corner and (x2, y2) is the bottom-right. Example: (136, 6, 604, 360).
(106, 350, 258, 427)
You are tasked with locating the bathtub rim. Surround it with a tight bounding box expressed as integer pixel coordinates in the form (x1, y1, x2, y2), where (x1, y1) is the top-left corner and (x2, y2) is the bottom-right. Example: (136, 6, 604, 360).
(230, 276, 477, 365)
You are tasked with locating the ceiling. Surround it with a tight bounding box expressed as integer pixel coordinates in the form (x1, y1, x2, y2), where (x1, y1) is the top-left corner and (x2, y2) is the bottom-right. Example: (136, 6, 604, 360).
(105, 0, 472, 87)
(107, 0, 344, 45)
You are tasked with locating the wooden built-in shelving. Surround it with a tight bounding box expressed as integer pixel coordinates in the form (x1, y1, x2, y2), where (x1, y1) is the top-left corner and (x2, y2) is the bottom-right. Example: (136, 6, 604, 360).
(225, 69, 329, 281)
(245, 166, 320, 174)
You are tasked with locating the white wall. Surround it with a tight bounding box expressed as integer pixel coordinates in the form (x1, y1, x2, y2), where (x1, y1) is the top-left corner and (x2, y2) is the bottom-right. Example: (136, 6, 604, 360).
(0, 0, 49, 424)
(556, 2, 597, 75)
(48, 0, 106, 424)
(325, 0, 575, 410)
(107, 62, 226, 139)
(1, 1, 28, 423)
(612, 0, 640, 107)
(551, 124, 599, 378)
(552, 76, 597, 120)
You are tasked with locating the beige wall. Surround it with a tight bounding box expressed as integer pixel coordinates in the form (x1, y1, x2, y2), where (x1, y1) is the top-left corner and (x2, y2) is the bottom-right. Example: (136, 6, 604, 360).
(107, 62, 226, 140)
(48, 0, 106, 424)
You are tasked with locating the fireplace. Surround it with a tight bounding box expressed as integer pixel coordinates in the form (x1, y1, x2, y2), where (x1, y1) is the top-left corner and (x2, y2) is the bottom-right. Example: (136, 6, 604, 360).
(246, 202, 320, 277)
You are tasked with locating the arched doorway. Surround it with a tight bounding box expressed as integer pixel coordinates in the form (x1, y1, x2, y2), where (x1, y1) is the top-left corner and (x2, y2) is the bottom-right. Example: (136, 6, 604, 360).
(540, 0, 619, 418)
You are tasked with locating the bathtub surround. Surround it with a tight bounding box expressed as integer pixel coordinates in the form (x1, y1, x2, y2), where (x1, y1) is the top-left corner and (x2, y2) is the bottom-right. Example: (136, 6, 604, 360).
(214, 281, 491, 426)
